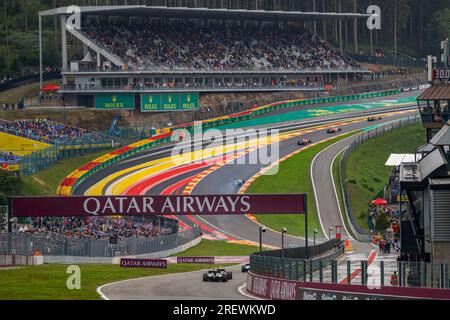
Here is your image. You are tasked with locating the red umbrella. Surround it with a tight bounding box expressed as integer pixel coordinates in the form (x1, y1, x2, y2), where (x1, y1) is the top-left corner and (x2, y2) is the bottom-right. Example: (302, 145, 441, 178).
(41, 83, 60, 92)
(371, 198, 388, 206)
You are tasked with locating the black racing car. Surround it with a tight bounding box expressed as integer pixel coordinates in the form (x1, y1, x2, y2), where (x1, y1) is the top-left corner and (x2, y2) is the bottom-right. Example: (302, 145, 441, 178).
(327, 127, 342, 134)
(297, 138, 312, 146)
(367, 116, 383, 122)
(203, 268, 233, 282)
(241, 264, 251, 272)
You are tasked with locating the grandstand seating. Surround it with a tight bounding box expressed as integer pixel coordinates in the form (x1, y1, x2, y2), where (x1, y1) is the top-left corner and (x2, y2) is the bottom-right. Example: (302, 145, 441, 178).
(0, 119, 104, 145)
(83, 21, 359, 72)
(20, 216, 175, 240)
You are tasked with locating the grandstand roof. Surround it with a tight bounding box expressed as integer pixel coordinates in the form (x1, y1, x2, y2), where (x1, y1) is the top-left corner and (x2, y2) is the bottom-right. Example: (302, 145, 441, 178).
(417, 84, 450, 100)
(39, 5, 371, 21)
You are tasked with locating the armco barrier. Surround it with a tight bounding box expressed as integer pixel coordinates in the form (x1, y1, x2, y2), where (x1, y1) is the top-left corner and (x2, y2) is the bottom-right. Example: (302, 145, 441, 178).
(1, 226, 199, 258)
(58, 88, 402, 195)
(245, 272, 450, 300)
(250, 239, 344, 280)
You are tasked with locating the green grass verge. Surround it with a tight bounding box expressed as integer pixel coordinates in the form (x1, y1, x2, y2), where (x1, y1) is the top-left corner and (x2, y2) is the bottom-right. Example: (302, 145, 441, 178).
(0, 263, 234, 300)
(21, 150, 111, 195)
(174, 239, 260, 257)
(347, 123, 426, 231)
(245, 132, 357, 237)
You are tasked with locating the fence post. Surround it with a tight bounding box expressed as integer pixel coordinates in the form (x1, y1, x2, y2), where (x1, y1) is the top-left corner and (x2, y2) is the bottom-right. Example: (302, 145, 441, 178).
(361, 261, 366, 285)
(380, 261, 384, 286)
(331, 260, 337, 284)
(347, 260, 351, 284)
(309, 260, 313, 282)
(303, 260, 307, 282)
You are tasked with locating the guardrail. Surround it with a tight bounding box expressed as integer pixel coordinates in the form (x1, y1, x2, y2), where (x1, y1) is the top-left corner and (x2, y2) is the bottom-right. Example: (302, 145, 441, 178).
(0, 226, 200, 258)
(246, 259, 450, 300)
(61, 84, 325, 92)
(65, 66, 369, 74)
(339, 114, 421, 241)
(0, 72, 61, 93)
(250, 239, 344, 280)
(0, 254, 34, 267)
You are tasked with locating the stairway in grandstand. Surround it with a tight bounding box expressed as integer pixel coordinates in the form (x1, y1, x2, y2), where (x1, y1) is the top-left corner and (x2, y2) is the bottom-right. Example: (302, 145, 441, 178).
(69, 27, 128, 69)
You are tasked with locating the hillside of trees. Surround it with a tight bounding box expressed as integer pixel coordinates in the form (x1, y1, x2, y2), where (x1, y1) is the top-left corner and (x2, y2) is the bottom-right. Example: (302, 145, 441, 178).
(1, 0, 449, 78)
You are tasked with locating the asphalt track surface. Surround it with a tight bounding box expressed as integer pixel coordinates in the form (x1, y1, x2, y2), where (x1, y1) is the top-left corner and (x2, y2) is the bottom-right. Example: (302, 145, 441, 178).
(189, 110, 416, 247)
(98, 264, 251, 300)
(74, 91, 420, 248)
(84, 91, 421, 300)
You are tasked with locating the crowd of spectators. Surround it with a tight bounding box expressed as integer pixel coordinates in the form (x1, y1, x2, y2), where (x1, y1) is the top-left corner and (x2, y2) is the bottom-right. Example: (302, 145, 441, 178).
(20, 216, 174, 240)
(0, 75, 14, 85)
(421, 101, 450, 124)
(0, 119, 102, 144)
(84, 21, 360, 71)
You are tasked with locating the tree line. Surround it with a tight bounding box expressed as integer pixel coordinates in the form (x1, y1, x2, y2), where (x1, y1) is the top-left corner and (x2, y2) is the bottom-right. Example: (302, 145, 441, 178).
(1, 0, 449, 78)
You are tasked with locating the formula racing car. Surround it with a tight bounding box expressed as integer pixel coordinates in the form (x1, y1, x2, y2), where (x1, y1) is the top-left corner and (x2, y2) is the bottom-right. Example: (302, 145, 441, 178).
(367, 116, 383, 122)
(327, 127, 342, 134)
(232, 178, 245, 187)
(297, 138, 312, 146)
(203, 268, 233, 282)
(241, 264, 251, 272)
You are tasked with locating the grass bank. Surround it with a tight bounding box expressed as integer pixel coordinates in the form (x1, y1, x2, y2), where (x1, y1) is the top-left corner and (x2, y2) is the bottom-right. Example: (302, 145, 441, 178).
(347, 123, 425, 230)
(245, 132, 356, 237)
(332, 150, 354, 238)
(22, 150, 110, 195)
(0, 263, 233, 300)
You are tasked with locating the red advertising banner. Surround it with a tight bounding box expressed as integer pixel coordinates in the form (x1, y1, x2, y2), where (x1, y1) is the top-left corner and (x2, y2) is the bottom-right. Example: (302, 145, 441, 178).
(11, 194, 306, 217)
(176, 256, 215, 264)
(120, 258, 167, 269)
(246, 272, 450, 300)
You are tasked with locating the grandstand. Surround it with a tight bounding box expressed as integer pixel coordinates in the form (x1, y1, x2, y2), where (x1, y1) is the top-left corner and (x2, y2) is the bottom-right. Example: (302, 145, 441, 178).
(0, 119, 104, 145)
(38, 5, 370, 109)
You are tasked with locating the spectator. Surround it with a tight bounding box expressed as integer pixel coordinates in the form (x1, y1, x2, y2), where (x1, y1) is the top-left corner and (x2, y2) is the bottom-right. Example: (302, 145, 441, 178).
(83, 21, 360, 72)
(0, 119, 104, 145)
(20, 216, 175, 240)
(390, 271, 398, 286)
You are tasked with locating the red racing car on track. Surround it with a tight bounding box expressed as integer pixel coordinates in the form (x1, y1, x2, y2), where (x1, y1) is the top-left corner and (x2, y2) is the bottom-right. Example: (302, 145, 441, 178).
(326, 127, 342, 134)
(297, 138, 312, 146)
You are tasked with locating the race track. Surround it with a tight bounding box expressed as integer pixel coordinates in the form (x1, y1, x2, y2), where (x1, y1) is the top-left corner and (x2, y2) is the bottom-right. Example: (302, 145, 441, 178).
(98, 264, 252, 300)
(75, 91, 421, 299)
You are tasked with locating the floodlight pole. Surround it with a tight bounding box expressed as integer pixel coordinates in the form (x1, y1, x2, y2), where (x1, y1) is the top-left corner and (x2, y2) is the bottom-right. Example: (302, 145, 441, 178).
(39, 15, 43, 91)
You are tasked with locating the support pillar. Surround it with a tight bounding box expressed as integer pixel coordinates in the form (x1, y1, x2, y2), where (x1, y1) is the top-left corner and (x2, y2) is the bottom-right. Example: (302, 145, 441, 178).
(353, 0, 358, 53)
(313, 0, 317, 36)
(97, 52, 101, 70)
(39, 15, 43, 90)
(339, 1, 343, 52)
(60, 15, 68, 72)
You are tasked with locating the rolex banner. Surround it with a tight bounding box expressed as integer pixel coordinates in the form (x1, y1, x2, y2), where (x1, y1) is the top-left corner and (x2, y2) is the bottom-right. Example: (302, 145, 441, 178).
(141, 93, 199, 112)
(95, 94, 135, 110)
